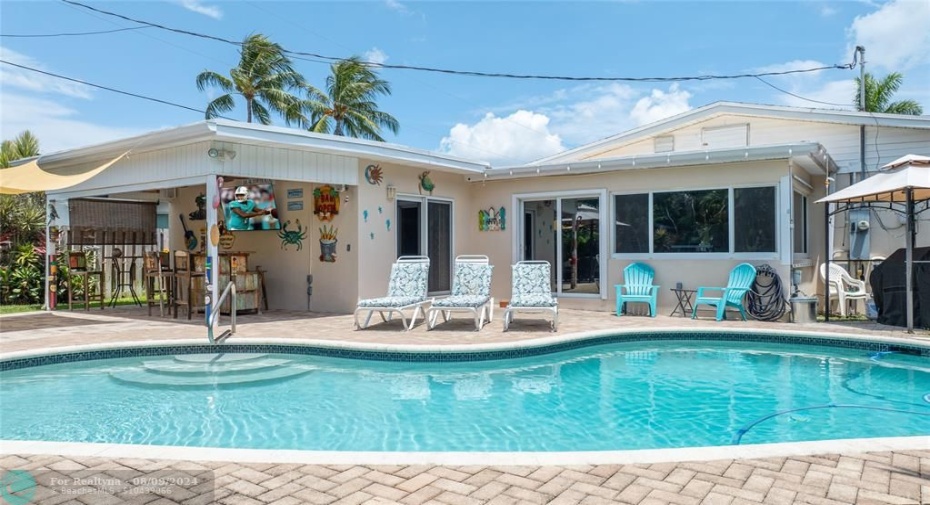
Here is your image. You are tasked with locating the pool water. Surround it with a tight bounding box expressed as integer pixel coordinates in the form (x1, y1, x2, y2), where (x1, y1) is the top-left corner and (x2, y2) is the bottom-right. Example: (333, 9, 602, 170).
(2, 340, 929, 452)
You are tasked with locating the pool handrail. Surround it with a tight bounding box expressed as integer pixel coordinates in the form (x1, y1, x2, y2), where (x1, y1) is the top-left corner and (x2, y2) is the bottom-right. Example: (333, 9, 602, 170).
(207, 280, 237, 344)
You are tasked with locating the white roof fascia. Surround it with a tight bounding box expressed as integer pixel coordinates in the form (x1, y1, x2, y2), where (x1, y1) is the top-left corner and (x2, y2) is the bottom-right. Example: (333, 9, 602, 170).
(476, 143, 833, 182)
(530, 101, 930, 166)
(211, 120, 489, 175)
(36, 120, 489, 175)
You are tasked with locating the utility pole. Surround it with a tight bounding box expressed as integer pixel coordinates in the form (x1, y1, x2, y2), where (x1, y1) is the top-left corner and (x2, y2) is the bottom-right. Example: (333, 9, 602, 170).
(857, 46, 866, 182)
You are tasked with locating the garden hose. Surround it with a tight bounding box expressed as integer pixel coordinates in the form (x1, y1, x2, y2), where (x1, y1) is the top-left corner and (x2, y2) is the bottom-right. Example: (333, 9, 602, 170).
(747, 264, 788, 321)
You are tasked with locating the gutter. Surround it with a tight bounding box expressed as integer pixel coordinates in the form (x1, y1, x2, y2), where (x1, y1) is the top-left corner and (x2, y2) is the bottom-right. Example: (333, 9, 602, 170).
(473, 143, 833, 182)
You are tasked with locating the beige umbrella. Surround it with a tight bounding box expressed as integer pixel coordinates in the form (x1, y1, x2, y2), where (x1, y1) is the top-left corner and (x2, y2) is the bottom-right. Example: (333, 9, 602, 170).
(817, 154, 930, 332)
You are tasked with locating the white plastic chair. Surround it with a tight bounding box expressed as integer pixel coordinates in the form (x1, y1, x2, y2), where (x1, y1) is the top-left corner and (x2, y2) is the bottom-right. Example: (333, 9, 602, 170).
(820, 262, 868, 316)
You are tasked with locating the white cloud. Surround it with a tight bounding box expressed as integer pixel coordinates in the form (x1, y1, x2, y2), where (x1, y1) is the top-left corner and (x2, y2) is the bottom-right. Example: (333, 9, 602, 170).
(820, 5, 837, 17)
(385, 0, 409, 14)
(542, 83, 639, 145)
(439, 110, 565, 165)
(0, 46, 92, 99)
(0, 93, 143, 153)
(754, 59, 856, 109)
(176, 0, 222, 19)
(363, 48, 388, 66)
(847, 0, 930, 71)
(629, 84, 693, 126)
(774, 79, 857, 109)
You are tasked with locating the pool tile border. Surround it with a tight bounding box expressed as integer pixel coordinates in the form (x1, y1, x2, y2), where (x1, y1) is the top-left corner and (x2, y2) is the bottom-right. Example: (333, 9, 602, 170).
(2, 327, 928, 371)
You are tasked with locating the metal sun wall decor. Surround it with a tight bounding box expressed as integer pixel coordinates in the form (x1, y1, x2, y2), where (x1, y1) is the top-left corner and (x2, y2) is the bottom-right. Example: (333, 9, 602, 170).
(313, 185, 340, 221)
(278, 220, 307, 251)
(478, 206, 506, 231)
(418, 171, 435, 195)
(319, 224, 338, 262)
(364, 164, 384, 185)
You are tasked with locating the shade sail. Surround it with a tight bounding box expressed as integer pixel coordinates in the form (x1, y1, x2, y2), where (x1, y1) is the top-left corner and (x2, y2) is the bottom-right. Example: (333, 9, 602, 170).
(817, 155, 930, 204)
(0, 152, 127, 195)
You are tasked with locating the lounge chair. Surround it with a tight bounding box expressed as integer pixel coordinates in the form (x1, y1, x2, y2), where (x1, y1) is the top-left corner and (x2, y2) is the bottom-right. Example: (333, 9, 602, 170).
(355, 256, 431, 330)
(427, 255, 494, 331)
(615, 262, 659, 317)
(820, 262, 868, 316)
(691, 263, 757, 321)
(503, 261, 558, 331)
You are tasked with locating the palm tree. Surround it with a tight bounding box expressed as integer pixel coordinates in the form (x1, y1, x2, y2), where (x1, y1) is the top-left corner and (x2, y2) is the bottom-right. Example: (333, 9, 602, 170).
(0, 130, 40, 168)
(854, 72, 923, 115)
(196, 34, 306, 124)
(304, 57, 399, 141)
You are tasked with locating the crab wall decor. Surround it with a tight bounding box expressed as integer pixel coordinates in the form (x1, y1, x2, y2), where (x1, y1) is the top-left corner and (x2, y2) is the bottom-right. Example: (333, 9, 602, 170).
(364, 164, 384, 185)
(278, 220, 307, 251)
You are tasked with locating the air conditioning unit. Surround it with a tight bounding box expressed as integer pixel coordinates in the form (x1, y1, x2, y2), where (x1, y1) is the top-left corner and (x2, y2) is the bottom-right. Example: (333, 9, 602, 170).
(161, 188, 177, 200)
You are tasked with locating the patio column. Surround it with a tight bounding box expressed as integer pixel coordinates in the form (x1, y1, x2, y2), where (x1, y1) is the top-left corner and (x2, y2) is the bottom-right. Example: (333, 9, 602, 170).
(205, 174, 220, 328)
(905, 187, 914, 333)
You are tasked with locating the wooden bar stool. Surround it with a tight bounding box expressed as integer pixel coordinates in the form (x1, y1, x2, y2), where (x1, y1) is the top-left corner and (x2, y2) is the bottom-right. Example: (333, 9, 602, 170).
(173, 250, 204, 320)
(143, 251, 172, 316)
(67, 251, 104, 311)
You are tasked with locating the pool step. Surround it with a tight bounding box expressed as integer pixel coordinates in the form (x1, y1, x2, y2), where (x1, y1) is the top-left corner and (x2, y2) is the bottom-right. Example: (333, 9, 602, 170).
(109, 366, 312, 389)
(142, 358, 293, 376)
(172, 353, 268, 364)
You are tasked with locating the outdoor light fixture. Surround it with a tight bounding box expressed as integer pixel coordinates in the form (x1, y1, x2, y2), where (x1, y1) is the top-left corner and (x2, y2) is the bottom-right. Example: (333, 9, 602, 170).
(386, 184, 396, 201)
(207, 148, 236, 160)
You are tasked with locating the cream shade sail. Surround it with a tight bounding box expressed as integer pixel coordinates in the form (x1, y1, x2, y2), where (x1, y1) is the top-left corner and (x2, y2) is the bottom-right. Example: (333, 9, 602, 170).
(0, 152, 128, 195)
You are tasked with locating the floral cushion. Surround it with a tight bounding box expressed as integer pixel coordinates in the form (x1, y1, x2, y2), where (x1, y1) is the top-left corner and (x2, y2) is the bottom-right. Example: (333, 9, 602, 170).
(512, 263, 552, 298)
(357, 296, 423, 308)
(452, 264, 493, 297)
(510, 293, 557, 307)
(432, 295, 490, 308)
(387, 261, 429, 298)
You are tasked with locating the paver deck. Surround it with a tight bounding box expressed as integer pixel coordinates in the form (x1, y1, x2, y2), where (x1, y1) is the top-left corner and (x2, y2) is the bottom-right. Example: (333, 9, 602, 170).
(1, 307, 929, 504)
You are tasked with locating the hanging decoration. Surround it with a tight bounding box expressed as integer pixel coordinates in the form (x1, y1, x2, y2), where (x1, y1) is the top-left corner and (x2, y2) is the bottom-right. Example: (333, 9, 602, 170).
(378, 206, 383, 214)
(278, 220, 307, 251)
(188, 193, 207, 221)
(319, 225, 338, 262)
(213, 176, 224, 209)
(313, 185, 340, 221)
(478, 206, 506, 231)
(363, 209, 369, 222)
(385, 218, 391, 231)
(418, 171, 435, 195)
(364, 164, 384, 185)
(370, 232, 375, 240)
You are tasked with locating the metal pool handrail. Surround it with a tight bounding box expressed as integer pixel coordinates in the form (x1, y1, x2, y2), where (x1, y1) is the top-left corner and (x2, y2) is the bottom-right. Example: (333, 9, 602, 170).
(207, 281, 236, 344)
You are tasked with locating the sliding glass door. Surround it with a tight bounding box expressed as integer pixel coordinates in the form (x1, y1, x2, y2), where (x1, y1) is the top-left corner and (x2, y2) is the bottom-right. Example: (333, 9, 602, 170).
(396, 197, 452, 294)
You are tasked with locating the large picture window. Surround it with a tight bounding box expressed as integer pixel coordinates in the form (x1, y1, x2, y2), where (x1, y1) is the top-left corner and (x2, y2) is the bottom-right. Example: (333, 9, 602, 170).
(614, 194, 649, 253)
(734, 187, 776, 253)
(653, 189, 729, 253)
(613, 185, 780, 256)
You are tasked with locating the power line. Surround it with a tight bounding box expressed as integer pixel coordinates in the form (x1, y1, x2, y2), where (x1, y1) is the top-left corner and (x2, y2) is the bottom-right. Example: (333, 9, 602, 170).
(753, 76, 852, 108)
(0, 26, 150, 37)
(61, 0, 857, 82)
(0, 59, 219, 117)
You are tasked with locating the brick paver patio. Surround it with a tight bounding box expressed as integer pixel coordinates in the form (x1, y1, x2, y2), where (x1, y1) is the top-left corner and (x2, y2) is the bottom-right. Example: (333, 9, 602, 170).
(1, 308, 929, 504)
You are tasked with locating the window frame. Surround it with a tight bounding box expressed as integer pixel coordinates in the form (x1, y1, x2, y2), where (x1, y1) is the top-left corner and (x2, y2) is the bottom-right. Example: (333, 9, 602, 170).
(610, 183, 780, 261)
(792, 187, 811, 259)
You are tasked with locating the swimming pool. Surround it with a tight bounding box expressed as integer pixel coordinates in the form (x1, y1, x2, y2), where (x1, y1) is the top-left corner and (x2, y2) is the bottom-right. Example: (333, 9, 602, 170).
(1, 334, 929, 452)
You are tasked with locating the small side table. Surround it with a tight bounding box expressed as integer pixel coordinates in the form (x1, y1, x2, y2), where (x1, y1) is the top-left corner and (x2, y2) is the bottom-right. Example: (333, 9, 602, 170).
(670, 288, 697, 317)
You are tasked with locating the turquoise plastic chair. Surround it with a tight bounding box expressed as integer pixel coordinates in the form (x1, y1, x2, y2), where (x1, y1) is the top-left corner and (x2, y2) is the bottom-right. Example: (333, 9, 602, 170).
(691, 263, 757, 321)
(615, 262, 659, 317)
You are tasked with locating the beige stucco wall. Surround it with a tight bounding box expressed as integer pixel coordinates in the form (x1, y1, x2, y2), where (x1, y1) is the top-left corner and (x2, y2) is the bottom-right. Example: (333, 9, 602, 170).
(466, 160, 821, 314)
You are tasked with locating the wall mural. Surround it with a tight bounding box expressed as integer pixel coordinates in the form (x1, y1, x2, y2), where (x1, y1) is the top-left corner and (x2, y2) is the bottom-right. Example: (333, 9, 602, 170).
(364, 164, 384, 185)
(313, 185, 340, 221)
(319, 225, 338, 262)
(418, 171, 435, 195)
(478, 206, 506, 231)
(278, 220, 307, 251)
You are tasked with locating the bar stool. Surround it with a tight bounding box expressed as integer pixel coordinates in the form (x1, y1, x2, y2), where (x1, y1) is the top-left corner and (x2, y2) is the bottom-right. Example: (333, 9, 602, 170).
(144, 251, 172, 316)
(173, 250, 204, 320)
(67, 250, 104, 310)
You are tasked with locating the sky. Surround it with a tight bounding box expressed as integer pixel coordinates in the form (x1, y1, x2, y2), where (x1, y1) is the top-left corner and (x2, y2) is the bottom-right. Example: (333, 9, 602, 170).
(1, 0, 929, 166)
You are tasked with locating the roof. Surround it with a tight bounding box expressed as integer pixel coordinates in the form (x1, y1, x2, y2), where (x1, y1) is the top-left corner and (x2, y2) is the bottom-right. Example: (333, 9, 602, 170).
(36, 119, 489, 175)
(476, 142, 836, 182)
(530, 101, 930, 166)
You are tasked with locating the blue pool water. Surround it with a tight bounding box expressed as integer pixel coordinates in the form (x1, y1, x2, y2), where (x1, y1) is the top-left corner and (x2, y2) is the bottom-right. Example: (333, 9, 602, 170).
(1, 340, 929, 452)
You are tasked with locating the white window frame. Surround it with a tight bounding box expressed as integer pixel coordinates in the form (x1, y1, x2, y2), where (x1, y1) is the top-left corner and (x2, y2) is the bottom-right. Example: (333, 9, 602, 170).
(610, 191, 651, 259)
(792, 186, 811, 260)
(395, 193, 455, 295)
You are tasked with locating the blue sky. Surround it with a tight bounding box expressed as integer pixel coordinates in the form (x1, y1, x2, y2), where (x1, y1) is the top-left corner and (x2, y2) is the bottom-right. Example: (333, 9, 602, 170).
(2, 0, 928, 165)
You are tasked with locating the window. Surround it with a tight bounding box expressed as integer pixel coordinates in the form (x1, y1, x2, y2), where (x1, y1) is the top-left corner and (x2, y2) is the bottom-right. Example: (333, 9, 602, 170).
(654, 136, 674, 153)
(653, 189, 729, 253)
(734, 187, 776, 253)
(614, 194, 649, 253)
(793, 192, 808, 254)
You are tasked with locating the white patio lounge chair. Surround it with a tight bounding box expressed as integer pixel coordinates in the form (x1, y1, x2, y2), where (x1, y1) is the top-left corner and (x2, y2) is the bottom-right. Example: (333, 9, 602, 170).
(355, 256, 431, 330)
(427, 255, 494, 331)
(503, 260, 558, 332)
(820, 262, 868, 317)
